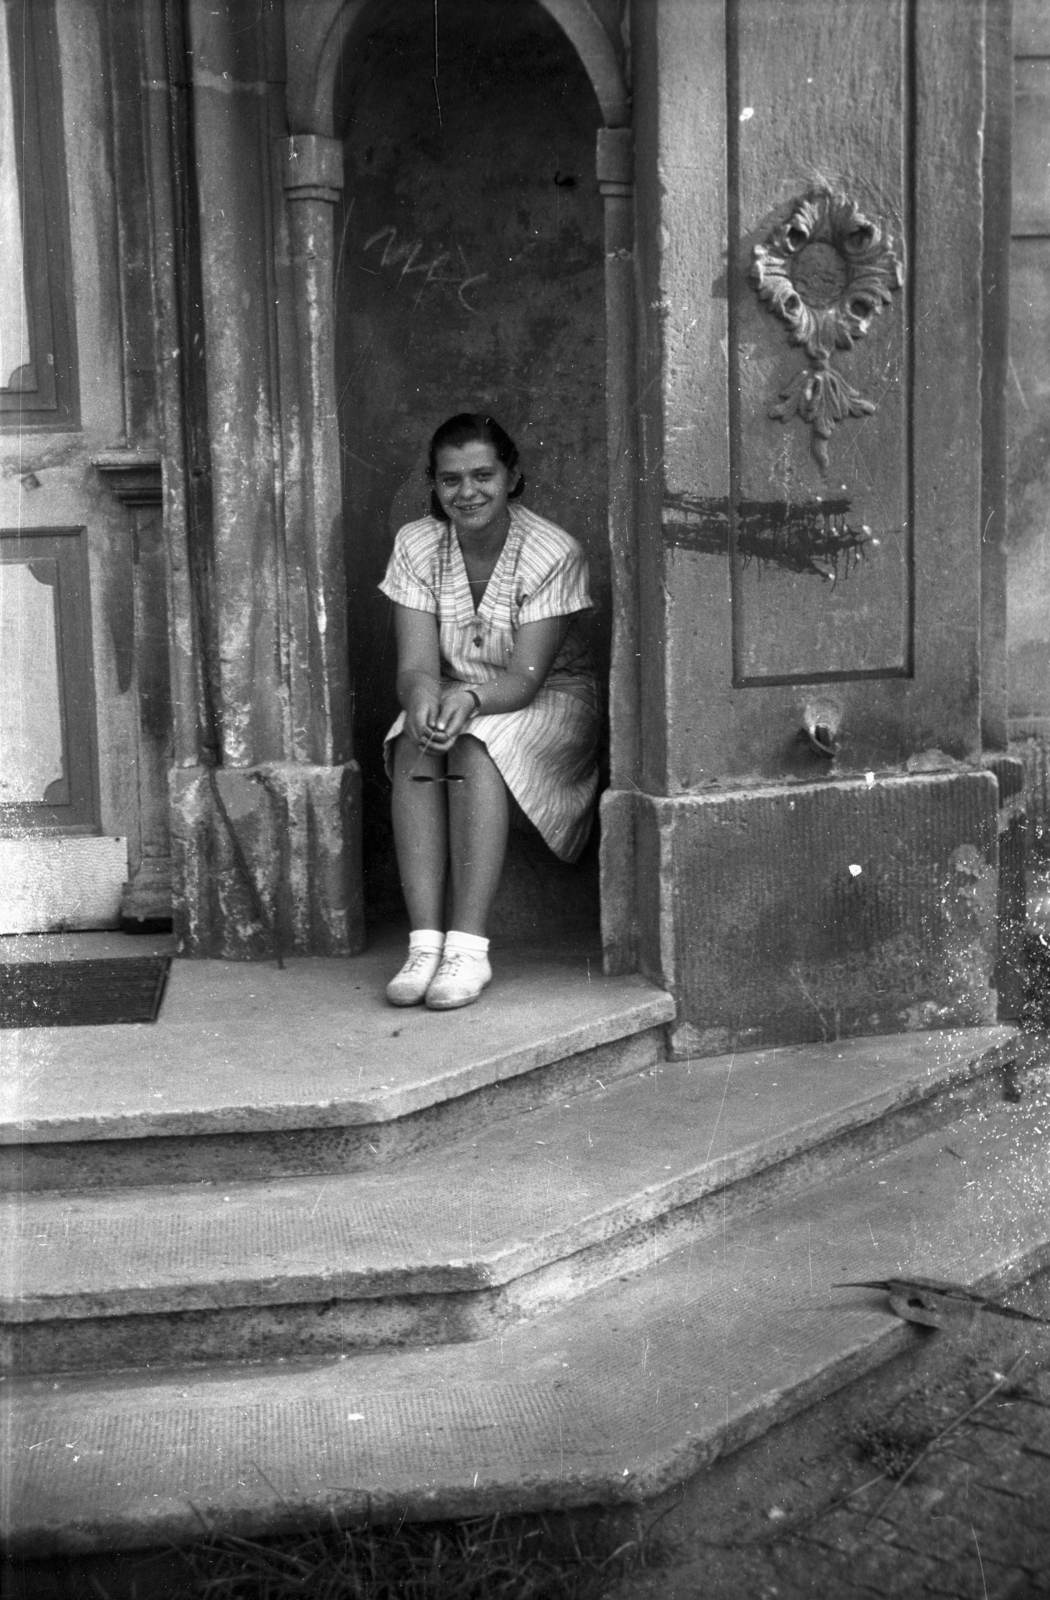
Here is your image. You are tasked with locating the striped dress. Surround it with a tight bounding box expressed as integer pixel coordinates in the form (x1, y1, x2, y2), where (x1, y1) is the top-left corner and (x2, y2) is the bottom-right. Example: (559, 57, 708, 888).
(379, 505, 600, 862)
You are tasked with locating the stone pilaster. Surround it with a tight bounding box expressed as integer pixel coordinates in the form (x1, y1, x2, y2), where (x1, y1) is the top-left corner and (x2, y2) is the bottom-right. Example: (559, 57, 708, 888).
(157, 2, 363, 957)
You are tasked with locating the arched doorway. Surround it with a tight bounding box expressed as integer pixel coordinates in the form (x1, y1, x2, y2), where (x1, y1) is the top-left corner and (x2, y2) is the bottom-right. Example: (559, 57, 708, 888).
(333, 0, 610, 934)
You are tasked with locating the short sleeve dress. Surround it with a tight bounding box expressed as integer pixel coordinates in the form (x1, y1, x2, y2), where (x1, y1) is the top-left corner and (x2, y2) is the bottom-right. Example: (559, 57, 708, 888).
(379, 503, 600, 862)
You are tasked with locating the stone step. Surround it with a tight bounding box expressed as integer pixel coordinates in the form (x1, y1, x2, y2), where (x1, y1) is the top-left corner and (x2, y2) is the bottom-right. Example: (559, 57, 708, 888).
(5, 1081, 1047, 1559)
(1, 939, 674, 1192)
(1, 1024, 1018, 1375)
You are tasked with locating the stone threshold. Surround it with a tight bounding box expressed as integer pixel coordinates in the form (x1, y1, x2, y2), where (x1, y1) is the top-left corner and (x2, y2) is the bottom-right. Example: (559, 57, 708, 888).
(0, 935, 673, 1146)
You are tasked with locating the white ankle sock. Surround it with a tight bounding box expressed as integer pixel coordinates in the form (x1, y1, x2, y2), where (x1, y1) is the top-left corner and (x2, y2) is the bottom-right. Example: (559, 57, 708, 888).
(444, 930, 489, 955)
(408, 929, 445, 951)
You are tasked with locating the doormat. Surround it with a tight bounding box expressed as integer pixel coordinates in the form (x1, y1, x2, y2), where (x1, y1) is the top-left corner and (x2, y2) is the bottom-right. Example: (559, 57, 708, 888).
(0, 955, 173, 1028)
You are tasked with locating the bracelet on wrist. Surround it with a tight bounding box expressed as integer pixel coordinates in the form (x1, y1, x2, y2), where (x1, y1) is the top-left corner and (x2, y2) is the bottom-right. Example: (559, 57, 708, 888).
(463, 688, 481, 713)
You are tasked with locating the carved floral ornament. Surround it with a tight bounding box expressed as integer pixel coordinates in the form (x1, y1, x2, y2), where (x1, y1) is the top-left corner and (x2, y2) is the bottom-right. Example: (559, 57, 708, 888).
(750, 190, 905, 470)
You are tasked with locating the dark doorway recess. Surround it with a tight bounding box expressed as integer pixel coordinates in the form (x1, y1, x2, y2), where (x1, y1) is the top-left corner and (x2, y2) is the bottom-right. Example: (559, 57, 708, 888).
(334, 0, 607, 937)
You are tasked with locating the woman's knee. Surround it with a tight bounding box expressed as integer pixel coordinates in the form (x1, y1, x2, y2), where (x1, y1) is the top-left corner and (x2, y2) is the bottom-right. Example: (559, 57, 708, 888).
(393, 730, 443, 780)
(451, 738, 507, 797)
(451, 734, 495, 771)
(391, 734, 414, 779)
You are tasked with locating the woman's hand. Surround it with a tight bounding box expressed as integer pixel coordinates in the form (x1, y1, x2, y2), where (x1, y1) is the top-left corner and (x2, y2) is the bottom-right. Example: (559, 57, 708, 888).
(422, 685, 478, 752)
(393, 603, 578, 750)
(403, 685, 443, 749)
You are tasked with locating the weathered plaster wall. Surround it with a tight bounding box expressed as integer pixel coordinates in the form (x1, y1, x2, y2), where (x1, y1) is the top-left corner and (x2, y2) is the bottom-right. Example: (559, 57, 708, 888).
(333, 0, 606, 919)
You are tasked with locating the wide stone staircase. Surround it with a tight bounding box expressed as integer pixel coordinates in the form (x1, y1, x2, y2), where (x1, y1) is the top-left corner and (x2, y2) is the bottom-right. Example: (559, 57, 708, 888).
(2, 929, 1048, 1557)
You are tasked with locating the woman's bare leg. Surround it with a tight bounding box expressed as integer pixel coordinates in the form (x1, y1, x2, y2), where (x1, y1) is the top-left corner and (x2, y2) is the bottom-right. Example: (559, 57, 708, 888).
(446, 735, 509, 936)
(391, 733, 448, 929)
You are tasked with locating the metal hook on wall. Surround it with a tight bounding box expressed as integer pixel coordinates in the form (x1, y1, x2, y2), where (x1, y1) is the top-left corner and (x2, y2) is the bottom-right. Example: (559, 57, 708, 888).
(801, 722, 837, 758)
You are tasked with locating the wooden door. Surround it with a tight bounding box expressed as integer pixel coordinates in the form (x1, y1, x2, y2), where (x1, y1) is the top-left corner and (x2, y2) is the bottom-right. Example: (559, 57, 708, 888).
(0, 0, 168, 932)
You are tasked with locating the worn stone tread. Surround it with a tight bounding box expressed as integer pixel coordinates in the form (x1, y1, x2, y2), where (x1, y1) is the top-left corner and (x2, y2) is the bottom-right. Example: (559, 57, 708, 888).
(4, 1084, 1048, 1556)
(2, 1025, 1014, 1323)
(0, 945, 673, 1144)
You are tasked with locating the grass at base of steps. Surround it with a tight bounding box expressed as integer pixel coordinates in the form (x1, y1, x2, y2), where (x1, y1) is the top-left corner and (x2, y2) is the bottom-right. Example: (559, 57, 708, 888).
(1, 1508, 674, 1600)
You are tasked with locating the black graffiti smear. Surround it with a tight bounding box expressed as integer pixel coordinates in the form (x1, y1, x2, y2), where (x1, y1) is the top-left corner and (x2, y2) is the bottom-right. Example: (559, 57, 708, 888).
(662, 495, 875, 582)
(737, 498, 872, 581)
(662, 495, 731, 555)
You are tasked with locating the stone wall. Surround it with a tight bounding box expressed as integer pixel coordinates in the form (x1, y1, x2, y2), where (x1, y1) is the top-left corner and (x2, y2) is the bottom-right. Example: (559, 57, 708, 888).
(1008, 0, 1050, 847)
(603, 0, 1001, 1045)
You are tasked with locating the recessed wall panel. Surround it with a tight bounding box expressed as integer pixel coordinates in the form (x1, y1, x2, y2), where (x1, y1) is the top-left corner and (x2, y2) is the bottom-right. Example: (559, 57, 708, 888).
(729, 0, 911, 684)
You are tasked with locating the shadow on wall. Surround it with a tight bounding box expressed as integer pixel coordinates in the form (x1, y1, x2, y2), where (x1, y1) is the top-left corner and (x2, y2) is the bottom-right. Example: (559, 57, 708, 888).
(333, 0, 607, 925)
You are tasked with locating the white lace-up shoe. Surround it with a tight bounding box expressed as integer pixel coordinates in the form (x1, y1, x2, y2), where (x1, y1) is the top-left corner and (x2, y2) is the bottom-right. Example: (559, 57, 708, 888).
(424, 948, 492, 1010)
(386, 945, 444, 1006)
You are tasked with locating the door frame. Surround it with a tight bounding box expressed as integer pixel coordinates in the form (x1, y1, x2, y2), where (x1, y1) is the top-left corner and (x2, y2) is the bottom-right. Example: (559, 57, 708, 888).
(281, 0, 640, 959)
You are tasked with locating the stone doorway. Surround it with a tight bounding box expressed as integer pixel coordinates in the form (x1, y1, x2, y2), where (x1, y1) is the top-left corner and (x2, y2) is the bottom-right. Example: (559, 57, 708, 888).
(333, 0, 610, 938)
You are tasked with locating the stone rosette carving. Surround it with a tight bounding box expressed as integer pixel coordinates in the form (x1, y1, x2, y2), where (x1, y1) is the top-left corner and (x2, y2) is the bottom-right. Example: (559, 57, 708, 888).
(751, 190, 904, 470)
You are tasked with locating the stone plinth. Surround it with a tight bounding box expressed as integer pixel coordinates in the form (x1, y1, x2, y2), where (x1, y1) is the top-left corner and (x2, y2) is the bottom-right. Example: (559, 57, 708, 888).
(605, 771, 1000, 1056)
(170, 763, 363, 960)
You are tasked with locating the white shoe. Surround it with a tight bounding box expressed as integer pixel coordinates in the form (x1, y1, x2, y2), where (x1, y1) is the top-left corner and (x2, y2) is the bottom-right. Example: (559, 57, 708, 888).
(386, 945, 443, 1006)
(424, 948, 492, 1010)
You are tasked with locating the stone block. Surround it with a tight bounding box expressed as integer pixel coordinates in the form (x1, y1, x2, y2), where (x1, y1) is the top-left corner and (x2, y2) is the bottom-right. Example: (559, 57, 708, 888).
(0, 837, 127, 934)
(170, 762, 364, 959)
(487, 825, 599, 944)
(625, 771, 999, 1055)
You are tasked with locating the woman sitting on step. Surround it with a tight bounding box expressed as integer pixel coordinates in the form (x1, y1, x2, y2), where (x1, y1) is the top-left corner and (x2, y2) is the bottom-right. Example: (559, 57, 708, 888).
(380, 412, 600, 1010)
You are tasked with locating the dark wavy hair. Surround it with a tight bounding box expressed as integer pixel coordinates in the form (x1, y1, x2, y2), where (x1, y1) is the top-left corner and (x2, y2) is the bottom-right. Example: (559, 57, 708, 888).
(426, 413, 525, 520)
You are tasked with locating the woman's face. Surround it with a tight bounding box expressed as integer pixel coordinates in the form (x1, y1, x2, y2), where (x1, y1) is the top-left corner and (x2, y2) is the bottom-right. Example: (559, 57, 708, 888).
(432, 441, 517, 540)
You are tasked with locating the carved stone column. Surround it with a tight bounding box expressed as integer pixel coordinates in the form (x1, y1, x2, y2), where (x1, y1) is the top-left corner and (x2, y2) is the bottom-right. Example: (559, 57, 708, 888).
(597, 127, 639, 792)
(596, 126, 641, 976)
(93, 451, 173, 928)
(277, 134, 351, 768)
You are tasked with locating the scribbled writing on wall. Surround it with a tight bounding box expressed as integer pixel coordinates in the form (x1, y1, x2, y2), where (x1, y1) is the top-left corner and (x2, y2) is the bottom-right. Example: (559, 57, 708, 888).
(662, 494, 883, 583)
(358, 227, 489, 312)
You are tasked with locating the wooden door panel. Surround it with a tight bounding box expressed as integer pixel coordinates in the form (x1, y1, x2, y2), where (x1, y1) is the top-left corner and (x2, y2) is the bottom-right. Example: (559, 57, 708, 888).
(0, 529, 99, 831)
